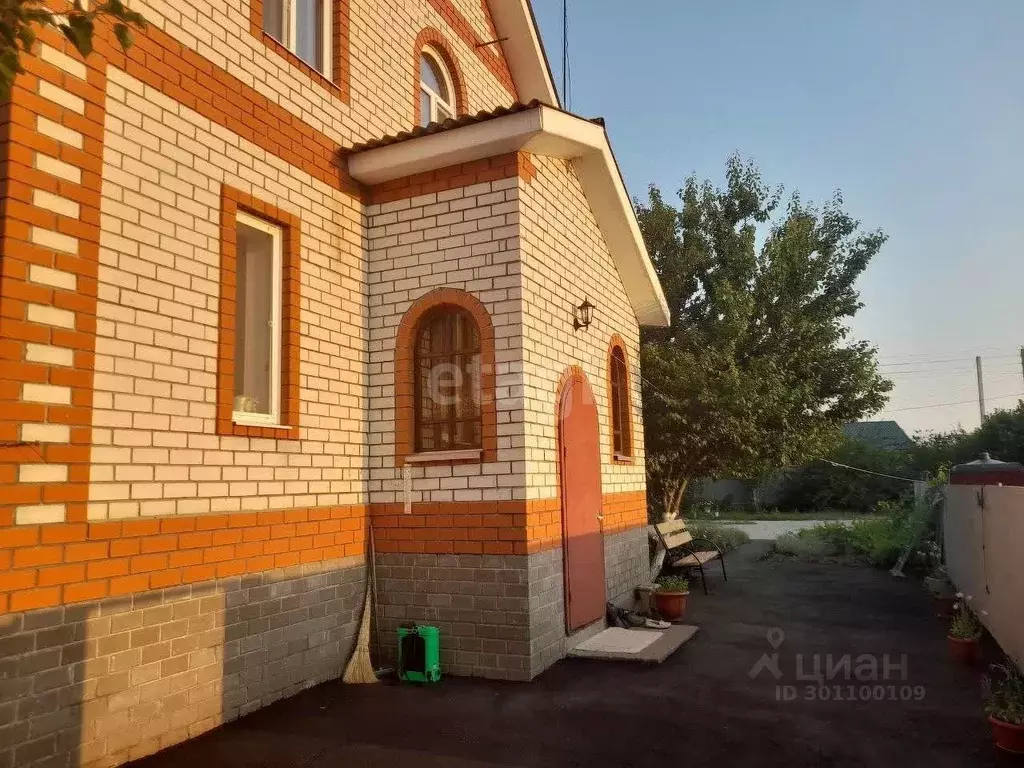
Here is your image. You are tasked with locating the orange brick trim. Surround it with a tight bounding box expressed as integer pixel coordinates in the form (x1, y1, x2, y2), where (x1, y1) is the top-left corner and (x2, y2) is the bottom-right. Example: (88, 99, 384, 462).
(413, 27, 469, 126)
(370, 490, 647, 559)
(607, 334, 634, 464)
(0, 29, 106, 527)
(0, 505, 366, 614)
(394, 288, 497, 467)
(372, 500, 525, 556)
(602, 490, 648, 534)
(94, 20, 361, 197)
(216, 186, 301, 440)
(249, 0, 351, 102)
(427, 0, 517, 98)
(368, 151, 535, 205)
(526, 497, 562, 554)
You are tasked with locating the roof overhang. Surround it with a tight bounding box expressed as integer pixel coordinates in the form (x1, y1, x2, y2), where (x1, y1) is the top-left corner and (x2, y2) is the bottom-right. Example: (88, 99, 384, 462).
(486, 0, 559, 107)
(349, 105, 670, 327)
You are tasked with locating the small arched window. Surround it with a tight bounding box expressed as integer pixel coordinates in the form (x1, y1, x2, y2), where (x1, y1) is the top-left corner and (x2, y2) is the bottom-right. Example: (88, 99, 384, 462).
(419, 48, 456, 127)
(610, 345, 632, 458)
(415, 307, 482, 452)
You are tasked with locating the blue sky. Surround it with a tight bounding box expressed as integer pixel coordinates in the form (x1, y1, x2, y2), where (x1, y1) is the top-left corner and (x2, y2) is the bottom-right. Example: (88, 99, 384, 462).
(531, 0, 1024, 435)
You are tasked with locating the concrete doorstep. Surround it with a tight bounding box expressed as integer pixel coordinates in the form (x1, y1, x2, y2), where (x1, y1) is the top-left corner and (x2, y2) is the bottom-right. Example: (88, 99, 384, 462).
(568, 625, 699, 663)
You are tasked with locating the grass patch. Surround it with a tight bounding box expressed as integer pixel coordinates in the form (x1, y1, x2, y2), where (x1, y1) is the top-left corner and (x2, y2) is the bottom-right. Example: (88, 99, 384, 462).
(768, 498, 937, 569)
(686, 521, 751, 553)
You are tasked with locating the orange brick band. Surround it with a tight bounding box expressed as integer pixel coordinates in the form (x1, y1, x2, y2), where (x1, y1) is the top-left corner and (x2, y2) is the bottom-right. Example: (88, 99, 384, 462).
(0, 504, 367, 614)
(216, 186, 301, 440)
(0, 492, 648, 614)
(96, 19, 361, 198)
(368, 151, 536, 205)
(0, 29, 107, 527)
(602, 490, 648, 534)
(374, 491, 649, 557)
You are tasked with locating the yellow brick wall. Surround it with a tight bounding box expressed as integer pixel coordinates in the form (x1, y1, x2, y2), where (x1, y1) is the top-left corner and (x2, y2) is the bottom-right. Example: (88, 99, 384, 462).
(89, 71, 367, 519)
(518, 154, 647, 499)
(128, 0, 516, 147)
(365, 177, 526, 504)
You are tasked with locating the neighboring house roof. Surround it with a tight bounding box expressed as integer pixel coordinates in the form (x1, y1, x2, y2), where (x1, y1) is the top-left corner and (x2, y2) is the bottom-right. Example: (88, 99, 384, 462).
(842, 421, 912, 451)
(349, 102, 672, 327)
(487, 1, 560, 107)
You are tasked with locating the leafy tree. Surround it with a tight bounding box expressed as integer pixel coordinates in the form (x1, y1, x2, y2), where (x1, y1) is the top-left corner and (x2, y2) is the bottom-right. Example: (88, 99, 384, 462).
(778, 436, 913, 514)
(0, 0, 144, 100)
(911, 401, 1024, 473)
(637, 156, 892, 520)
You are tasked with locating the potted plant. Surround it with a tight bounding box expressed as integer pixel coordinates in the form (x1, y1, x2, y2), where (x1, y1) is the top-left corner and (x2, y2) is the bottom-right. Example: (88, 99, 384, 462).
(653, 576, 690, 622)
(984, 663, 1024, 754)
(947, 594, 982, 665)
(924, 565, 956, 617)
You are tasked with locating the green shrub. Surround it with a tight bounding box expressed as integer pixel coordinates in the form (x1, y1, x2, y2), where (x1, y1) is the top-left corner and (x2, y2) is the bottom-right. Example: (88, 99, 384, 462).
(657, 575, 690, 593)
(769, 496, 932, 567)
(773, 530, 839, 559)
(985, 663, 1024, 726)
(687, 521, 751, 553)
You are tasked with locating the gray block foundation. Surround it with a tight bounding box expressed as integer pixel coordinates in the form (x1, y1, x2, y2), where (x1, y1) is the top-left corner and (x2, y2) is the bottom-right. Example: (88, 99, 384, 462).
(0, 557, 364, 768)
(374, 526, 650, 682)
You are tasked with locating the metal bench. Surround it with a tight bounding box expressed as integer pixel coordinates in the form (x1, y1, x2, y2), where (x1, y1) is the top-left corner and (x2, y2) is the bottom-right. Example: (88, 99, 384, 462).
(654, 519, 727, 595)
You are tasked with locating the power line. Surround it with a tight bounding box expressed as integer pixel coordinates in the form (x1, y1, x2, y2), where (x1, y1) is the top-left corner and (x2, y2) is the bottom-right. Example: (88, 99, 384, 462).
(816, 459, 918, 484)
(879, 392, 1024, 413)
(876, 346, 1020, 362)
(877, 353, 1019, 368)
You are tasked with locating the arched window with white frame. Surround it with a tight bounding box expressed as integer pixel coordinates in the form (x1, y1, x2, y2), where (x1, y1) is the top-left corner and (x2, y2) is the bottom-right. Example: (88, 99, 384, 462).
(419, 47, 456, 127)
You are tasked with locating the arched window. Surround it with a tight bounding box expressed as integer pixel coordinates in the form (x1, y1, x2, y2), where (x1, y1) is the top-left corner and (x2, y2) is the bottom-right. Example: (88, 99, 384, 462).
(610, 344, 632, 459)
(419, 47, 456, 127)
(415, 306, 482, 451)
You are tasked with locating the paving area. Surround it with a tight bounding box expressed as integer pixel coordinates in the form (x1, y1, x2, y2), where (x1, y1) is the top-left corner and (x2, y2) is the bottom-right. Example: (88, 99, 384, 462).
(721, 518, 848, 540)
(132, 543, 999, 767)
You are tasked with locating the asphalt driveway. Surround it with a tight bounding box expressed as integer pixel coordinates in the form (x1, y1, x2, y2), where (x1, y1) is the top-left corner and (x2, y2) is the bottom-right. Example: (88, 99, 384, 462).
(132, 543, 1000, 767)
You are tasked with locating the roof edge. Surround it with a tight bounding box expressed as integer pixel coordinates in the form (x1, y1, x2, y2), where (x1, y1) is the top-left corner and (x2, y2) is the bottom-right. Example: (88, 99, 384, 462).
(349, 105, 670, 328)
(487, 0, 560, 107)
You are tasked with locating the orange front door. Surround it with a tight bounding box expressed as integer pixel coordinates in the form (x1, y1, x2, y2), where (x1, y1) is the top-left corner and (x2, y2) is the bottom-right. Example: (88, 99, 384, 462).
(558, 373, 606, 632)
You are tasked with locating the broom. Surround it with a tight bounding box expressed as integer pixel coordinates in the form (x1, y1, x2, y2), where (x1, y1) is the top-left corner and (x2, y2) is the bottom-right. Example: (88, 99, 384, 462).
(343, 521, 379, 684)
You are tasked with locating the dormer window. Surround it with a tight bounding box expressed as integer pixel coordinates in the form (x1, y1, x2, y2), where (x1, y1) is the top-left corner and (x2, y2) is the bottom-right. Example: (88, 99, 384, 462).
(419, 48, 455, 127)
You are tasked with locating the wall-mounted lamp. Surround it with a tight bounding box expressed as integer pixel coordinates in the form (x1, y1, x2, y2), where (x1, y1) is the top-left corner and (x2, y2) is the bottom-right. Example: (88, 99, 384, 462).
(573, 298, 595, 331)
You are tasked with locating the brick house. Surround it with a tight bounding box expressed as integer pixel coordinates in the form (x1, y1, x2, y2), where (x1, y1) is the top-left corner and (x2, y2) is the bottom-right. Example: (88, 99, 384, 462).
(0, 0, 670, 764)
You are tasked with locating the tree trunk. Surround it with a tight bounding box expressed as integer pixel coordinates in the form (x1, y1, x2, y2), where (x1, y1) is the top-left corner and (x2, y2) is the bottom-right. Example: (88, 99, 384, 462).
(662, 476, 689, 521)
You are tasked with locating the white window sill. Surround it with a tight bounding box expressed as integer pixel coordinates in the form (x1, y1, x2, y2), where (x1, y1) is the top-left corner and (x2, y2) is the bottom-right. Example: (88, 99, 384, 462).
(614, 453, 633, 462)
(232, 414, 289, 430)
(405, 449, 482, 463)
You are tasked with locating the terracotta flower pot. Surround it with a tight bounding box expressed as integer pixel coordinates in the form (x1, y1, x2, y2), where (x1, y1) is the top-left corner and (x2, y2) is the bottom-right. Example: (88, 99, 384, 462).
(653, 590, 688, 622)
(989, 716, 1024, 754)
(934, 596, 956, 618)
(947, 635, 981, 665)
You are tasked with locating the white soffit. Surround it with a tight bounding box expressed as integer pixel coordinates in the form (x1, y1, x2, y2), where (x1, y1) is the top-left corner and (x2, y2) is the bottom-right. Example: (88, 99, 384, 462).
(486, 0, 559, 107)
(349, 106, 670, 328)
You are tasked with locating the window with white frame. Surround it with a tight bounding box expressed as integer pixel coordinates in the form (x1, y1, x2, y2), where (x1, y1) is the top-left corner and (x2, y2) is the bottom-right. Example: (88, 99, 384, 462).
(262, 0, 331, 75)
(233, 213, 283, 426)
(419, 48, 455, 127)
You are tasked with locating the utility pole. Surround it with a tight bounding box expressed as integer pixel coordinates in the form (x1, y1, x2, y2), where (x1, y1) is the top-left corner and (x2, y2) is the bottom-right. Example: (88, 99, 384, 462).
(1019, 346, 1024, 387)
(976, 355, 986, 424)
(561, 0, 570, 110)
